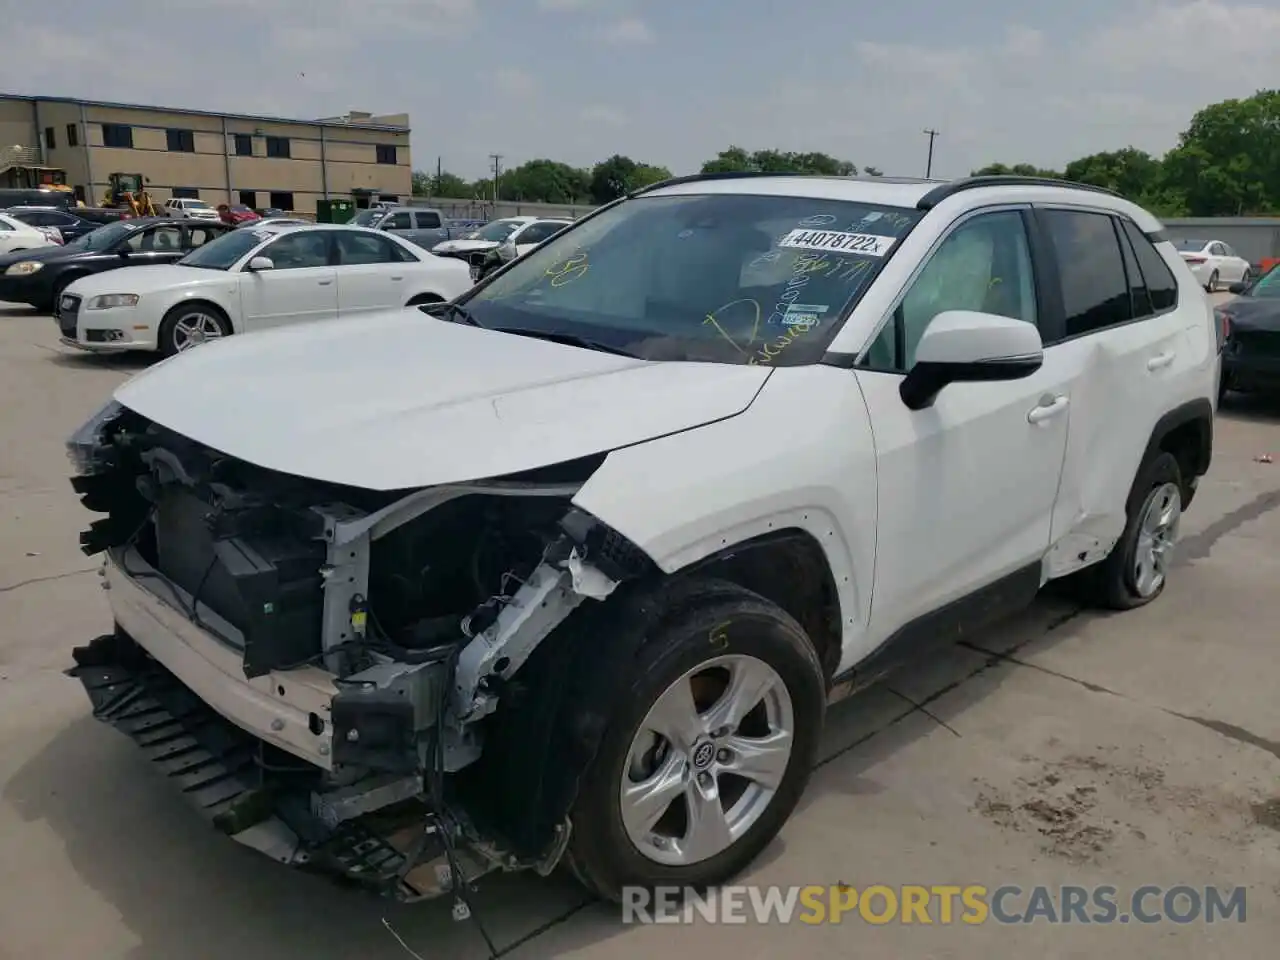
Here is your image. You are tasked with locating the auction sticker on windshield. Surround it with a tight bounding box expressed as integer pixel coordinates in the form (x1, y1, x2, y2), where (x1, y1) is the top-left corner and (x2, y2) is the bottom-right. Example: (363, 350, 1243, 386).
(778, 229, 896, 256)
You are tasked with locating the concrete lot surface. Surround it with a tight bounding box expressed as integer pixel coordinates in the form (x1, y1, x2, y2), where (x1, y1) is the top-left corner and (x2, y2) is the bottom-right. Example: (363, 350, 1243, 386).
(2, 293, 1278, 959)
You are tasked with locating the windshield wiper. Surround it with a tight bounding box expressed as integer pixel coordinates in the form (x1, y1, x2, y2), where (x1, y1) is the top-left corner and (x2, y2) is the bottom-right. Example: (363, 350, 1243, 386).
(435, 301, 482, 326)
(487, 326, 641, 358)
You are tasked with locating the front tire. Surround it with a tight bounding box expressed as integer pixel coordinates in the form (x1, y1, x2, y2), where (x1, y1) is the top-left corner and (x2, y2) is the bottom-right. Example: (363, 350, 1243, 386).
(1206, 270, 1219, 293)
(1078, 452, 1183, 610)
(157, 303, 232, 357)
(564, 580, 825, 903)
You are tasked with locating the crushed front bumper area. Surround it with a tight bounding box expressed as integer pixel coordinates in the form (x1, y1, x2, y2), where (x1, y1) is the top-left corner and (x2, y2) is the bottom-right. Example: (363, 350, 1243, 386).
(68, 630, 489, 903)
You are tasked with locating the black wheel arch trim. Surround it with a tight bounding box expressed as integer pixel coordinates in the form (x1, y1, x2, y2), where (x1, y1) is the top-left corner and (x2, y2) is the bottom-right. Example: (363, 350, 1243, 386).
(1142, 397, 1213, 487)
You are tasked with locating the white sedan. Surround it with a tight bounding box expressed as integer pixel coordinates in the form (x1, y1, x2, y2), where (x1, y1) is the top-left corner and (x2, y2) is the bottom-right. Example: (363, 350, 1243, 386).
(0, 212, 59, 254)
(1173, 238, 1253, 292)
(56, 222, 473, 356)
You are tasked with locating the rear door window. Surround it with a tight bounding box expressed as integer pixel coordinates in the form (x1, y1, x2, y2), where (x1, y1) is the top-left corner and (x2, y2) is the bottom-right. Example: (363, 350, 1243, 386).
(1041, 209, 1132, 337)
(414, 210, 442, 229)
(1118, 220, 1178, 312)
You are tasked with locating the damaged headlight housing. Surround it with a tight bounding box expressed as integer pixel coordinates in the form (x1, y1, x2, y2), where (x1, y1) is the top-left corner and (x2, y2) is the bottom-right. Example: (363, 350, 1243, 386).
(87, 294, 140, 310)
(4, 261, 42, 276)
(66, 399, 124, 476)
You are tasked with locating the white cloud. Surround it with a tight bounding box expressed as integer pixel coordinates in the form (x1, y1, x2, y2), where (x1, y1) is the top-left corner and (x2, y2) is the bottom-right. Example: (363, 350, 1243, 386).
(492, 68, 538, 98)
(595, 17, 654, 43)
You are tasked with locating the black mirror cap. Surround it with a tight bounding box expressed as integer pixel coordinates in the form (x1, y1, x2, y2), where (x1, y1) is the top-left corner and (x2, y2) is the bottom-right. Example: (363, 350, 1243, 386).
(899, 354, 1043, 411)
(1227, 281, 1248, 294)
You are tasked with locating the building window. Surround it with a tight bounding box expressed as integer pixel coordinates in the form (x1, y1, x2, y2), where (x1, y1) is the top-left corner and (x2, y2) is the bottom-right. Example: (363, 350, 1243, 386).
(268, 191, 294, 211)
(238, 190, 257, 208)
(233, 133, 253, 156)
(171, 187, 200, 198)
(166, 128, 195, 153)
(44, 126, 56, 149)
(102, 124, 133, 148)
(376, 144, 397, 165)
(66, 123, 79, 147)
(266, 136, 291, 159)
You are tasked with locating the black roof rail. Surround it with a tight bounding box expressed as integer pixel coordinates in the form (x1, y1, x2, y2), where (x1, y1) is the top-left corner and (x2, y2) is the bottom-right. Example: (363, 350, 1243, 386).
(632, 171, 952, 197)
(916, 175, 1124, 210)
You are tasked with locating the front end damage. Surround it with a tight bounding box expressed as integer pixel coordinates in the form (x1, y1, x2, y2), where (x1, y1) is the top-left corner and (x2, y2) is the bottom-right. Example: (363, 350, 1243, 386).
(65, 400, 652, 905)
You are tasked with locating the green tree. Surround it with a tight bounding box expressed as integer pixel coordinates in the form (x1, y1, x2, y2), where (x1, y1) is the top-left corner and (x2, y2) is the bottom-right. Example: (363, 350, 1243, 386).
(587, 155, 671, 203)
(971, 162, 1063, 178)
(500, 159, 591, 203)
(430, 172, 473, 198)
(411, 170, 432, 196)
(701, 147, 855, 176)
(1161, 90, 1280, 215)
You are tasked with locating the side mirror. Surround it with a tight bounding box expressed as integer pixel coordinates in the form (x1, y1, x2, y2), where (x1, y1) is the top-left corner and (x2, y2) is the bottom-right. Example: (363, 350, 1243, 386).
(899, 310, 1044, 411)
(1227, 281, 1248, 294)
(246, 256, 275, 271)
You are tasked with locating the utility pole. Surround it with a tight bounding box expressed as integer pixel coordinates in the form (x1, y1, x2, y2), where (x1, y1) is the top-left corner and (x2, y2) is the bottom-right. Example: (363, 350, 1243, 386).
(435, 155, 442, 196)
(489, 153, 503, 207)
(923, 129, 939, 178)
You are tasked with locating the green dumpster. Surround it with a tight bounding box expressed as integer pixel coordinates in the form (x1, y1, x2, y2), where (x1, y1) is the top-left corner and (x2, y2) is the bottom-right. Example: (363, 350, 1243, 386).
(316, 198, 355, 224)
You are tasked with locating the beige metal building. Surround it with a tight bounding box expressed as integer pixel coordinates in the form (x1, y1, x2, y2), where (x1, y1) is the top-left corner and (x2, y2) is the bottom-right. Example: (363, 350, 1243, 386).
(0, 94, 412, 215)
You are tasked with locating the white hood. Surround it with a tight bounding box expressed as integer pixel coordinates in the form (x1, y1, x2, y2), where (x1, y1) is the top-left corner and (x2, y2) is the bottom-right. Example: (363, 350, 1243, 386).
(113, 311, 770, 490)
(433, 239, 498, 255)
(67, 264, 230, 298)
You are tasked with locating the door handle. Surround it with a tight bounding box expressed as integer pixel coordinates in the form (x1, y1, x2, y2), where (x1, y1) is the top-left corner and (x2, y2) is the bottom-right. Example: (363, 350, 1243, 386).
(390, 276, 404, 281)
(1027, 394, 1069, 424)
(318, 279, 333, 286)
(1146, 352, 1175, 371)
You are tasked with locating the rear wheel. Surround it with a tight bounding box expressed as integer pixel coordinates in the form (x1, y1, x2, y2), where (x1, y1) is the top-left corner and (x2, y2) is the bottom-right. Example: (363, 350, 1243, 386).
(158, 303, 232, 357)
(1240, 268, 1253, 287)
(1077, 452, 1182, 610)
(564, 580, 825, 903)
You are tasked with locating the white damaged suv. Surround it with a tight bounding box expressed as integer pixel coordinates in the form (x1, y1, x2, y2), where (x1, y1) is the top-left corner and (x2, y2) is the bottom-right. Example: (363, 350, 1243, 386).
(66, 173, 1216, 908)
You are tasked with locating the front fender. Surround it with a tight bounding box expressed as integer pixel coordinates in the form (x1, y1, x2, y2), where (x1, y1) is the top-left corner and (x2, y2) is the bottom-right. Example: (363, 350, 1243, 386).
(572, 365, 877, 667)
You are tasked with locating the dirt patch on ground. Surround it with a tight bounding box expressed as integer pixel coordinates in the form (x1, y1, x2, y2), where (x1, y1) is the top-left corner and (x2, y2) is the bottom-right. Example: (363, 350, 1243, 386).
(973, 746, 1260, 863)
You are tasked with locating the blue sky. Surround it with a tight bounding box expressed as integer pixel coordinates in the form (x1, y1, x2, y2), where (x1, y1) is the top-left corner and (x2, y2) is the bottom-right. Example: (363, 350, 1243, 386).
(3, 0, 1277, 180)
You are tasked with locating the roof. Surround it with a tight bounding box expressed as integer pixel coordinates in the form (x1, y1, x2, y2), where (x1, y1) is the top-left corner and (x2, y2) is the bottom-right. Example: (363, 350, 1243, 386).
(641, 173, 1165, 234)
(0, 93, 409, 132)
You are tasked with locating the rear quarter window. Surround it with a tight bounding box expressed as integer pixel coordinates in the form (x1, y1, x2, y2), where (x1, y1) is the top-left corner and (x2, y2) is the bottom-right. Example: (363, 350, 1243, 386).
(1120, 220, 1178, 312)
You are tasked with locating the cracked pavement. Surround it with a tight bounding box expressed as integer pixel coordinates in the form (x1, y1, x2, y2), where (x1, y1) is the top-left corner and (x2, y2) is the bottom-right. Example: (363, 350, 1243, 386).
(2, 297, 1279, 959)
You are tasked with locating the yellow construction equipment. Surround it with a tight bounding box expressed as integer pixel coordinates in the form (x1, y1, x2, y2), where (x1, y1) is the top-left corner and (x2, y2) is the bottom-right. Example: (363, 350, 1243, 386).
(101, 173, 155, 216)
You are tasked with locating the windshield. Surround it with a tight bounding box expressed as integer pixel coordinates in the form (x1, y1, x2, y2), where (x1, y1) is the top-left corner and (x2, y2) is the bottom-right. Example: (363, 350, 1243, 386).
(178, 227, 267, 270)
(68, 219, 141, 251)
(461, 193, 923, 364)
(1173, 239, 1206, 252)
(184, 200, 213, 210)
(351, 210, 384, 227)
(466, 219, 524, 242)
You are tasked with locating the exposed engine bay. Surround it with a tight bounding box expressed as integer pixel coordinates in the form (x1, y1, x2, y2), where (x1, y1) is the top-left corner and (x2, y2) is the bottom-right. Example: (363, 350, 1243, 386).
(65, 400, 651, 905)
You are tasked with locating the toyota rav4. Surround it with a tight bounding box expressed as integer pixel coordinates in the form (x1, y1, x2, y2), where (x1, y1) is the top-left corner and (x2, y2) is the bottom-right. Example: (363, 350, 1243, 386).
(65, 173, 1216, 912)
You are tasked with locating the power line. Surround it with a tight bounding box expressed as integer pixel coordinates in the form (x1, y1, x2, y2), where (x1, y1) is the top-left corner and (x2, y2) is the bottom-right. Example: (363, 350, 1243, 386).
(923, 129, 939, 178)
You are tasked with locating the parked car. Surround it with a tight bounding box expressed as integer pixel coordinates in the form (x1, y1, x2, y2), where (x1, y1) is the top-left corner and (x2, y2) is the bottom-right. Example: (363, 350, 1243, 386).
(432, 216, 562, 263)
(1217, 264, 1280, 399)
(1173, 238, 1252, 292)
(468, 218, 572, 281)
(218, 203, 261, 225)
(163, 198, 221, 222)
(349, 205, 459, 249)
(0, 217, 231, 312)
(4, 205, 104, 243)
(0, 211, 59, 255)
(256, 207, 286, 218)
(56, 222, 471, 356)
(63, 173, 1216, 908)
(238, 216, 308, 229)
